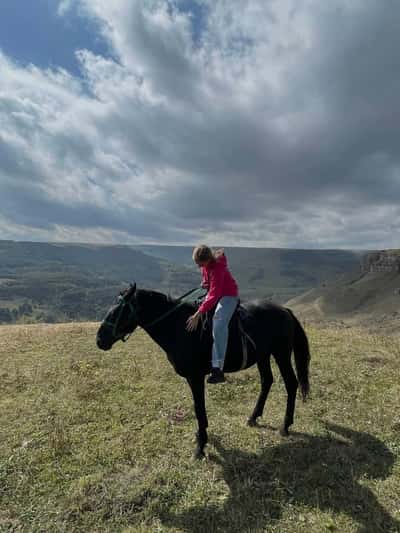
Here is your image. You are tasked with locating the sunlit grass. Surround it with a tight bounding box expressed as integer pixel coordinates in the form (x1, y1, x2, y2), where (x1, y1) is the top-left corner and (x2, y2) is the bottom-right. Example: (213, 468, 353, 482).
(0, 322, 399, 532)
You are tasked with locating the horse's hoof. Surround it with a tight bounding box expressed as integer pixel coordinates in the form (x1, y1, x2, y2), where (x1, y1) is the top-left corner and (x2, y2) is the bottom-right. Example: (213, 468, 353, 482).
(247, 417, 258, 427)
(279, 426, 289, 437)
(194, 449, 206, 460)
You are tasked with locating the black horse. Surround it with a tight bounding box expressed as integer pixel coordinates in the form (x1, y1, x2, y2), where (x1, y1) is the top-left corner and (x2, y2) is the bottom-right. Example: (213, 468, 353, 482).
(96, 284, 311, 458)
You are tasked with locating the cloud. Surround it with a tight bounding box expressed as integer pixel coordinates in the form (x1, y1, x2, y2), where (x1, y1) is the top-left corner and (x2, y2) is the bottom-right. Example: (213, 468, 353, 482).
(57, 0, 74, 16)
(0, 0, 399, 248)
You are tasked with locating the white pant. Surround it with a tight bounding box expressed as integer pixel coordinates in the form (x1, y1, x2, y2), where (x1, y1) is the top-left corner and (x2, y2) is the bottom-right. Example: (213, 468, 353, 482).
(212, 296, 239, 370)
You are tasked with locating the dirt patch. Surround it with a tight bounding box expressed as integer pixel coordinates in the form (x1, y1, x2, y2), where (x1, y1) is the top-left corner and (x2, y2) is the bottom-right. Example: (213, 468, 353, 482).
(362, 356, 387, 367)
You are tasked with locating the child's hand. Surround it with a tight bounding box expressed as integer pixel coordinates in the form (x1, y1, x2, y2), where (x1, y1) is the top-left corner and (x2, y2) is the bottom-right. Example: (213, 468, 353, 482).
(186, 312, 201, 332)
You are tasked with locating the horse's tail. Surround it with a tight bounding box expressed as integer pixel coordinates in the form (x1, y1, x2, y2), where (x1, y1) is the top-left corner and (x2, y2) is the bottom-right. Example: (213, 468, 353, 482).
(286, 308, 310, 401)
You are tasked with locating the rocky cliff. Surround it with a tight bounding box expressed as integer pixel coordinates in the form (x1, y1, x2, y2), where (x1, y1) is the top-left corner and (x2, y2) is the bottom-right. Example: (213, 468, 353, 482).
(361, 250, 400, 273)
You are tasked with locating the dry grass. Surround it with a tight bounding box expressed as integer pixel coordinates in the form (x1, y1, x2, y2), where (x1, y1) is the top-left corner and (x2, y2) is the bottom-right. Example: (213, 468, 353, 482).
(0, 322, 399, 532)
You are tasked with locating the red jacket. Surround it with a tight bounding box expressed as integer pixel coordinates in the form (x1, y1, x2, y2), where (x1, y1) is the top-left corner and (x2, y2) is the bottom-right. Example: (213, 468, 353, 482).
(198, 254, 238, 313)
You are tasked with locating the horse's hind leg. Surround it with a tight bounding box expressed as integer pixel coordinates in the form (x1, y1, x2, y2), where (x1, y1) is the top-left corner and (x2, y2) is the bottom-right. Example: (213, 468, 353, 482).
(247, 356, 273, 427)
(274, 349, 298, 436)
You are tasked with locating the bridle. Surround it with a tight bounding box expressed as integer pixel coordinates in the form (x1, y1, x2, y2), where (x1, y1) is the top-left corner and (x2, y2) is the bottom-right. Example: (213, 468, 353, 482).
(101, 294, 138, 343)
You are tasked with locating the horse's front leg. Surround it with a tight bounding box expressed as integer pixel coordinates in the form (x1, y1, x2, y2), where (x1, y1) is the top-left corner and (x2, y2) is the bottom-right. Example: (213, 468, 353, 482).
(187, 376, 208, 459)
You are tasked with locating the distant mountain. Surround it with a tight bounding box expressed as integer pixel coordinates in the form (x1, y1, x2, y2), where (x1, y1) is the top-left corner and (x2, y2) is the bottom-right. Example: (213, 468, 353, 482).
(286, 250, 400, 334)
(0, 240, 365, 324)
(0, 240, 168, 324)
(135, 245, 195, 265)
(0, 240, 164, 280)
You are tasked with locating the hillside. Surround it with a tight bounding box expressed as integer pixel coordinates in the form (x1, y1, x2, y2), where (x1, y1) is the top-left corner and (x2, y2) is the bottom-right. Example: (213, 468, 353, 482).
(0, 240, 364, 324)
(287, 250, 400, 334)
(136, 245, 364, 301)
(0, 241, 168, 323)
(0, 322, 399, 532)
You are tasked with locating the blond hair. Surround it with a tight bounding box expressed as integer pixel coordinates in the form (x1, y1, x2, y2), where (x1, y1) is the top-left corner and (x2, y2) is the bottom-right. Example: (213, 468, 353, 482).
(193, 245, 224, 264)
(193, 244, 214, 264)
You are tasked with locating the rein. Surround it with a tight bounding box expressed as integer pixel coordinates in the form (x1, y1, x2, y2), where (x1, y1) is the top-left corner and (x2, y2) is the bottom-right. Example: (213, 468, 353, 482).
(101, 287, 206, 342)
(144, 287, 205, 328)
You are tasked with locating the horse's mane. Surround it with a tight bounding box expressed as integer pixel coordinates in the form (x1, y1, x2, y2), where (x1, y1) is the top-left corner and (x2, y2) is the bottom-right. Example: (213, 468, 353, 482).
(166, 293, 197, 311)
(138, 288, 197, 311)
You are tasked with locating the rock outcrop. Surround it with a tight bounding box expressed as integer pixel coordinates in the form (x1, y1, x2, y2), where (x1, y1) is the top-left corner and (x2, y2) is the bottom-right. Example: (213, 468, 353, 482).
(361, 250, 400, 273)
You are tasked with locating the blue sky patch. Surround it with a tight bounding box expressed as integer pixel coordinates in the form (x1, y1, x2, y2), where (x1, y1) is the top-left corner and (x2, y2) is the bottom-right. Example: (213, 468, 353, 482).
(0, 0, 110, 76)
(175, 0, 208, 47)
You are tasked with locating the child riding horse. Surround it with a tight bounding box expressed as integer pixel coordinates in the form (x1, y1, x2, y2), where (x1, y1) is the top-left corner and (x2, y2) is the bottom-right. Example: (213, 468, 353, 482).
(187, 245, 239, 384)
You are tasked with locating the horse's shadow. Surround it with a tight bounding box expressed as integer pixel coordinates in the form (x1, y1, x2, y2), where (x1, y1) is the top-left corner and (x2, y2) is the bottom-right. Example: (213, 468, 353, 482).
(160, 423, 399, 533)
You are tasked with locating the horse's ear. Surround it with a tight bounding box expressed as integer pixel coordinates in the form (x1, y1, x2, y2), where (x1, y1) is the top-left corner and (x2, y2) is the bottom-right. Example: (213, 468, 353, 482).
(127, 283, 136, 297)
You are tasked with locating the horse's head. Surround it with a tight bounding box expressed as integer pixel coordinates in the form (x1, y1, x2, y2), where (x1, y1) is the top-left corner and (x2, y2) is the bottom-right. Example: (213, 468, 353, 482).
(96, 283, 139, 351)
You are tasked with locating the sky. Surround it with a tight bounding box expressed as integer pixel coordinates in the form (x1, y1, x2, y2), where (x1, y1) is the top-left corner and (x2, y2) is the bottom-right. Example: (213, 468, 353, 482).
(0, 0, 399, 249)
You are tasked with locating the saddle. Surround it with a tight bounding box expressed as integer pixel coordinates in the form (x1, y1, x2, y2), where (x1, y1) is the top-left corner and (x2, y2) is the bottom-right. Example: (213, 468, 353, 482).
(199, 300, 257, 370)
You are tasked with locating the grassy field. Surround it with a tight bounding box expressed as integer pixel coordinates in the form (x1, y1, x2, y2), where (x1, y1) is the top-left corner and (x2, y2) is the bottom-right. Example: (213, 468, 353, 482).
(0, 322, 399, 532)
